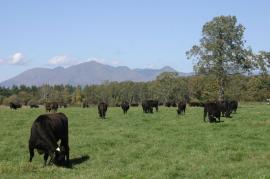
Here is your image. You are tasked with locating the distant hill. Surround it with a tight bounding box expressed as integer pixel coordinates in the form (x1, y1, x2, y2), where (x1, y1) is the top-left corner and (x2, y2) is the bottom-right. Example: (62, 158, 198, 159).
(0, 61, 192, 87)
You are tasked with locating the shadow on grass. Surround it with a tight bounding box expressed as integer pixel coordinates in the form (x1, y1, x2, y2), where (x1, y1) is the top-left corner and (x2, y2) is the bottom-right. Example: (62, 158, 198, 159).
(56, 155, 90, 168)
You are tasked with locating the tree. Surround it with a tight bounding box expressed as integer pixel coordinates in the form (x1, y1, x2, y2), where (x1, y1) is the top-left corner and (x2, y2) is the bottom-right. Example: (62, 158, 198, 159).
(72, 86, 82, 105)
(155, 72, 186, 102)
(186, 16, 254, 101)
(18, 91, 32, 105)
(255, 51, 270, 75)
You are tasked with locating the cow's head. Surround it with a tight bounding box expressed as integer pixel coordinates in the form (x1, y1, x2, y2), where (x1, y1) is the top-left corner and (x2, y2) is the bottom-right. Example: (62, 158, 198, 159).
(54, 146, 66, 165)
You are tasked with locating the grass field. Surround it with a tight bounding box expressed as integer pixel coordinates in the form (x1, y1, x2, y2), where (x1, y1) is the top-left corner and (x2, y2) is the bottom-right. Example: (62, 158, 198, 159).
(0, 103, 270, 178)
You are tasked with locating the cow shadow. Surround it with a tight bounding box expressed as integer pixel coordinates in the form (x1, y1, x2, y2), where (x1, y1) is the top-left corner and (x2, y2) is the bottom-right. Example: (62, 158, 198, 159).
(56, 155, 90, 168)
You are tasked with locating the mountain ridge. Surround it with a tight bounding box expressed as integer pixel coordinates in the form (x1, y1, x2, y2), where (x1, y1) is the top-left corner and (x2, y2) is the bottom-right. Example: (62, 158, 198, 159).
(0, 61, 192, 87)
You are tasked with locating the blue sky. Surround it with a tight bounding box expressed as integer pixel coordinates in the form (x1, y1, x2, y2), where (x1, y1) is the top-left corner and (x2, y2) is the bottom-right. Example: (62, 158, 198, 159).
(0, 0, 269, 82)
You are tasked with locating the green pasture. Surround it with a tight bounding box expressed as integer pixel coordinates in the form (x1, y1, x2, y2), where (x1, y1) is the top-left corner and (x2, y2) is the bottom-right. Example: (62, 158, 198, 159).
(0, 103, 270, 178)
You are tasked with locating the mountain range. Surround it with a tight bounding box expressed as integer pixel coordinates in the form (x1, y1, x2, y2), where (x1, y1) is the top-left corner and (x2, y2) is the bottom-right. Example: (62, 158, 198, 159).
(0, 61, 192, 87)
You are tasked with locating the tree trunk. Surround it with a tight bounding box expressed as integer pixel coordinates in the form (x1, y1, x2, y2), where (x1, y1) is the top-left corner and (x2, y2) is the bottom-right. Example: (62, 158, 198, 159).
(218, 77, 225, 102)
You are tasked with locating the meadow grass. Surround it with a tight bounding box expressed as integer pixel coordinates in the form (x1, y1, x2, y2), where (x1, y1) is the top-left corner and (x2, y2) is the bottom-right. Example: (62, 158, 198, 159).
(0, 103, 270, 178)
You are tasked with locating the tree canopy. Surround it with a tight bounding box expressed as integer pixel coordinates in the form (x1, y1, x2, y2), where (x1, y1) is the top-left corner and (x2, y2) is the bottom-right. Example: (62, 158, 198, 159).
(186, 15, 269, 100)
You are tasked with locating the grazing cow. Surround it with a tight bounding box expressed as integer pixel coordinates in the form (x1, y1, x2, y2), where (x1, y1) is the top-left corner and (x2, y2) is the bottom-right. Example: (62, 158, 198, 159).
(82, 102, 89, 108)
(189, 101, 204, 107)
(98, 102, 108, 119)
(142, 100, 153, 113)
(28, 113, 69, 166)
(165, 100, 177, 107)
(45, 102, 58, 113)
(230, 100, 238, 113)
(131, 103, 139, 107)
(171, 101, 177, 107)
(177, 101, 186, 115)
(30, 104, 39, 108)
(148, 100, 159, 112)
(121, 101, 129, 114)
(158, 102, 164, 106)
(9, 102, 22, 110)
(218, 101, 233, 118)
(203, 102, 221, 122)
(165, 101, 171, 107)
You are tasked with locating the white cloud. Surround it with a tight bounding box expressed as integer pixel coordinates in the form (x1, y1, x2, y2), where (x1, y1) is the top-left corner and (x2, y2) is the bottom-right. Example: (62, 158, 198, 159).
(111, 60, 120, 66)
(48, 55, 78, 67)
(147, 64, 156, 69)
(87, 57, 106, 64)
(87, 57, 121, 66)
(9, 52, 26, 65)
(0, 59, 5, 65)
(48, 56, 122, 67)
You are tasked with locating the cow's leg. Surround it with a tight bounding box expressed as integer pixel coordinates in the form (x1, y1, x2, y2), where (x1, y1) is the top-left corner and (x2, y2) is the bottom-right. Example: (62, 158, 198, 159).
(48, 151, 55, 165)
(203, 109, 207, 122)
(44, 153, 49, 166)
(65, 145, 70, 164)
(29, 146, 34, 162)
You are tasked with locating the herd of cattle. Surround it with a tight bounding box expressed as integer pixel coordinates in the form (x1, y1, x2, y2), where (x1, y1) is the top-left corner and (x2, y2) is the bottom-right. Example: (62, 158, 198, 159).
(9, 100, 238, 122)
(7, 99, 239, 166)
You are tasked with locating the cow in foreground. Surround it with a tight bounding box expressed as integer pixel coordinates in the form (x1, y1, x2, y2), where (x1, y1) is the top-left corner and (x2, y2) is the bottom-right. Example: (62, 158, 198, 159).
(121, 101, 129, 114)
(177, 101, 186, 115)
(204, 102, 221, 122)
(28, 113, 69, 166)
(98, 102, 108, 119)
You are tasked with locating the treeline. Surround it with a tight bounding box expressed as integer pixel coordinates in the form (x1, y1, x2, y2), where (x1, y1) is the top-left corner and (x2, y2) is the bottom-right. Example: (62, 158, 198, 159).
(0, 72, 269, 106)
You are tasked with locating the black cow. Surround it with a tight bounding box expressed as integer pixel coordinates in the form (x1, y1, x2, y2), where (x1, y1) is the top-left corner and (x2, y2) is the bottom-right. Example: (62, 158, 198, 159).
(121, 101, 129, 114)
(82, 102, 89, 108)
(165, 101, 177, 107)
(148, 100, 159, 112)
(165, 101, 171, 107)
(203, 102, 221, 122)
(142, 100, 153, 113)
(189, 101, 204, 107)
(131, 103, 139, 107)
(28, 113, 69, 166)
(177, 101, 186, 115)
(218, 101, 233, 118)
(45, 102, 58, 113)
(9, 102, 22, 110)
(30, 104, 39, 108)
(98, 102, 108, 119)
(230, 100, 238, 113)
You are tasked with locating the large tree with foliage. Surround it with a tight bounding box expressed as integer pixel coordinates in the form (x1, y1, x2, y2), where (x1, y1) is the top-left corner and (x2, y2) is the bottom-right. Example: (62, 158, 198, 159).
(186, 15, 256, 101)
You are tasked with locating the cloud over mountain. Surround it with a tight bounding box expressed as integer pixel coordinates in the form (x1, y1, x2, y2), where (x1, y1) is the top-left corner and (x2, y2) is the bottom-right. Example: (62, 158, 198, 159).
(9, 52, 26, 65)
